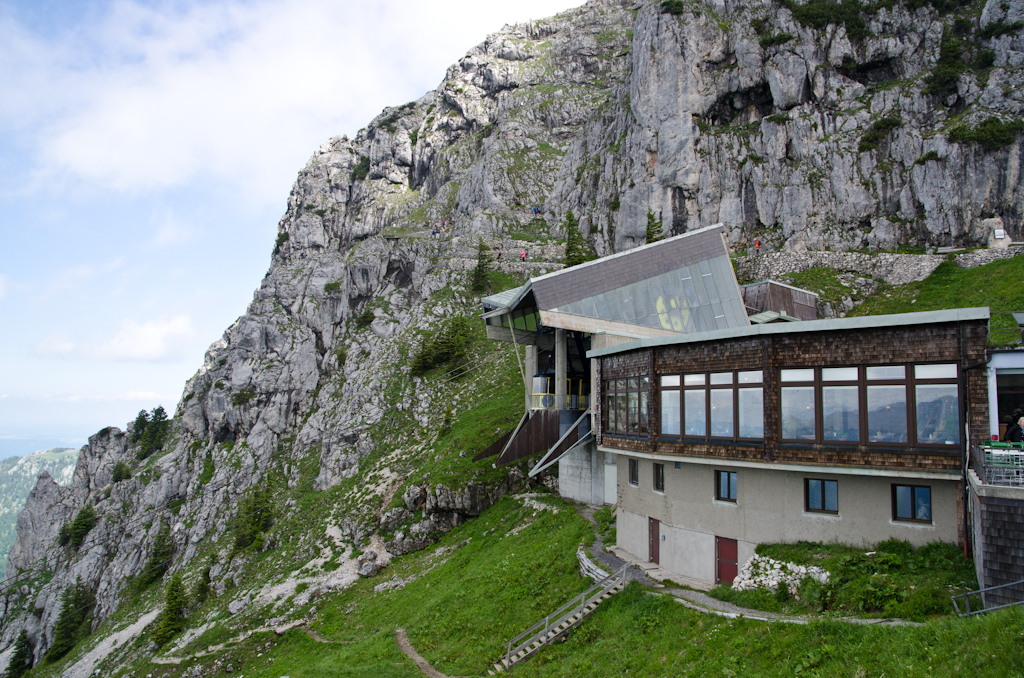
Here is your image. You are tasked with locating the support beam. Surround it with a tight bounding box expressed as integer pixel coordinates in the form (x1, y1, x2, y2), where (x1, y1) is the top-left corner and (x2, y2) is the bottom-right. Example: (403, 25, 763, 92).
(555, 329, 567, 408)
(525, 345, 538, 411)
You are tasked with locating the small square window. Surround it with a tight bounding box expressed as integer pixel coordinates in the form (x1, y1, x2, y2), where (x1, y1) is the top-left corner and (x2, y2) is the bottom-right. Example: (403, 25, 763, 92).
(628, 458, 639, 486)
(715, 470, 737, 502)
(805, 479, 838, 513)
(654, 463, 665, 492)
(893, 484, 931, 523)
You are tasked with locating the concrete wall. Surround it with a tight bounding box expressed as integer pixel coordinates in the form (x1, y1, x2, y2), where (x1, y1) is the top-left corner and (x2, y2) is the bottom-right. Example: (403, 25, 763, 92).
(558, 441, 615, 505)
(615, 455, 960, 585)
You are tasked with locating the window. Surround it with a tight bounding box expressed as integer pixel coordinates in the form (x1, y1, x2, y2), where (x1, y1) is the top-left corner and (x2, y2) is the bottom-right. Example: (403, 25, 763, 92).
(715, 470, 737, 502)
(892, 484, 931, 523)
(805, 479, 838, 513)
(604, 377, 650, 435)
(778, 364, 959, 447)
(628, 458, 639, 486)
(653, 463, 665, 492)
(781, 369, 816, 440)
(660, 371, 763, 441)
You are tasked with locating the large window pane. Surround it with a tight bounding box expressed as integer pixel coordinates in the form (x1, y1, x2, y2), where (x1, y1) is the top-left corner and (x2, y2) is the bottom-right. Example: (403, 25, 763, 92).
(915, 487, 931, 521)
(684, 374, 706, 386)
(823, 386, 860, 441)
(867, 385, 907, 443)
(711, 372, 733, 385)
(685, 390, 706, 436)
(639, 392, 649, 434)
(739, 371, 763, 384)
(916, 384, 960, 444)
(738, 388, 764, 438)
(661, 390, 680, 435)
(661, 375, 680, 387)
(895, 485, 912, 519)
(808, 480, 823, 510)
(824, 480, 838, 512)
(628, 392, 639, 433)
(782, 369, 815, 382)
(710, 389, 734, 437)
(781, 386, 816, 440)
(616, 393, 627, 434)
(605, 393, 615, 432)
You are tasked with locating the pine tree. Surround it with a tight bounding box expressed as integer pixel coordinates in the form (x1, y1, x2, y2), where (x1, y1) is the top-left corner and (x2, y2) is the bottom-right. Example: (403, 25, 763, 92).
(151, 572, 187, 646)
(137, 521, 174, 590)
(4, 629, 33, 678)
(563, 210, 594, 268)
(138, 406, 170, 459)
(646, 210, 664, 244)
(46, 579, 95, 662)
(67, 504, 96, 551)
(130, 410, 150, 443)
(469, 237, 493, 293)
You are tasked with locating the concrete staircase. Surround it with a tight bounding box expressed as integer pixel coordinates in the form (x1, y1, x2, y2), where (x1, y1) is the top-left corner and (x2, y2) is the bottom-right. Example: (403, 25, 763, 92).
(489, 564, 626, 674)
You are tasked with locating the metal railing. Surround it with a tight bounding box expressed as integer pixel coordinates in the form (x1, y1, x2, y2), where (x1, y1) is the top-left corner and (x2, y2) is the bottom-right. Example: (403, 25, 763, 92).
(529, 394, 590, 410)
(979, 444, 1024, 486)
(503, 563, 626, 668)
(951, 578, 1024, 616)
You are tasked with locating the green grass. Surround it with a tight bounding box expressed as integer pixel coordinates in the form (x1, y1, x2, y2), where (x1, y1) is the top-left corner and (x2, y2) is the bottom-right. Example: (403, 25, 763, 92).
(708, 539, 977, 620)
(782, 267, 857, 309)
(849, 257, 1024, 345)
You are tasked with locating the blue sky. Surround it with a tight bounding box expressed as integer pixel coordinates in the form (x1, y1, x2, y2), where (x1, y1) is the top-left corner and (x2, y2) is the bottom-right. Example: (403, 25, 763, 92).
(0, 0, 582, 456)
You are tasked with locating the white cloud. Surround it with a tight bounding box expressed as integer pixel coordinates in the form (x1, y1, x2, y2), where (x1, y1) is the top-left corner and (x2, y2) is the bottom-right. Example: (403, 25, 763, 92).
(94, 315, 196, 361)
(35, 315, 196, 362)
(1, 0, 584, 205)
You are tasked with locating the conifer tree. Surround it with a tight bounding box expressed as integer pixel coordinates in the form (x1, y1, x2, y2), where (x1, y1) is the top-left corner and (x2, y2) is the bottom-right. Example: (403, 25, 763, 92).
(151, 572, 187, 646)
(646, 210, 664, 244)
(46, 579, 95, 662)
(67, 504, 96, 551)
(137, 521, 174, 590)
(469, 237, 493, 293)
(563, 210, 594, 268)
(4, 629, 33, 678)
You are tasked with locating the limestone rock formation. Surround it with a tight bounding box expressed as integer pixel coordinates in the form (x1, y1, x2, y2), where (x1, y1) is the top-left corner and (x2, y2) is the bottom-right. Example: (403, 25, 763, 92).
(4, 0, 1024, 671)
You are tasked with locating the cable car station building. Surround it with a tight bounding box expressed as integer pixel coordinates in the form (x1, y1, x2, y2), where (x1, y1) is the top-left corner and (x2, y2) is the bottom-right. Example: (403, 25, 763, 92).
(480, 226, 1023, 596)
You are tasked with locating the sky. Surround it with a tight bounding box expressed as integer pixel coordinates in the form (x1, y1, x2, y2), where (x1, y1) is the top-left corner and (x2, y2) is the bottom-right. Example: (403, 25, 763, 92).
(0, 0, 584, 457)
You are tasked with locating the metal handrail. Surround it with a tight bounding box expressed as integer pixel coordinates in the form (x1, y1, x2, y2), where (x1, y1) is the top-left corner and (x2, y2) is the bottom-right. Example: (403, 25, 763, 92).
(951, 578, 1024, 617)
(504, 564, 626, 666)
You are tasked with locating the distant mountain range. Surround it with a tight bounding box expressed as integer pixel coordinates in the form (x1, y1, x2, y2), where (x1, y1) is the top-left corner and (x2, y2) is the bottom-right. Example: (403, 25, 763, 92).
(0, 448, 78, 578)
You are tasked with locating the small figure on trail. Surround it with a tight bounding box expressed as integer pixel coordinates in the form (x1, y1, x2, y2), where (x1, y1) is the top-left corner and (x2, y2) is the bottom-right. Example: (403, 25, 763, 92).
(496, 250, 502, 261)
(754, 238, 760, 255)
(520, 249, 527, 262)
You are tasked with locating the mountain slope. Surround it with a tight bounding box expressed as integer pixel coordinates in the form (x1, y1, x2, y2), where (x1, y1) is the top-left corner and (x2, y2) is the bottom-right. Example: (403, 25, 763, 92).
(4, 0, 1024, 674)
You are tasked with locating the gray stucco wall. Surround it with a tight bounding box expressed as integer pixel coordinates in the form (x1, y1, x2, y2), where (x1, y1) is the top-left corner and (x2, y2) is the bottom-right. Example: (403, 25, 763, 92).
(558, 442, 616, 506)
(615, 455, 960, 585)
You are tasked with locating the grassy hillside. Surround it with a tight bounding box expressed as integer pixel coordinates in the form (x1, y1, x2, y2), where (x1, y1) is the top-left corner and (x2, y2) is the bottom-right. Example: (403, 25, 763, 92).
(63, 494, 1022, 678)
(849, 257, 1024, 344)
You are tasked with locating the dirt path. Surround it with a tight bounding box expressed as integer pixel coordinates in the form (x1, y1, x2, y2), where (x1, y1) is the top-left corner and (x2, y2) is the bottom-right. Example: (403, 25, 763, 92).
(395, 628, 467, 678)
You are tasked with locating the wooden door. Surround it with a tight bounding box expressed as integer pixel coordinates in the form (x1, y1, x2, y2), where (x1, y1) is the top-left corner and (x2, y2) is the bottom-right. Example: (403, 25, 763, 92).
(716, 536, 738, 585)
(649, 517, 660, 565)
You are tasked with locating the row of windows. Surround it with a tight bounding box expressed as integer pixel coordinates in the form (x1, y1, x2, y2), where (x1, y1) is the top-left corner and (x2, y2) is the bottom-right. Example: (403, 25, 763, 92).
(626, 459, 933, 523)
(606, 363, 961, 448)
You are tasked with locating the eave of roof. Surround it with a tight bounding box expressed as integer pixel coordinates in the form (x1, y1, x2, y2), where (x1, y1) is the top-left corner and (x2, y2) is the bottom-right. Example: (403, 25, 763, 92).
(587, 307, 991, 358)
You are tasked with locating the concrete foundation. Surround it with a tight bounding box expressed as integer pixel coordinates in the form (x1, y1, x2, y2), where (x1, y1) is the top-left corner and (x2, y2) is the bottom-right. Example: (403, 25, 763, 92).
(558, 440, 616, 506)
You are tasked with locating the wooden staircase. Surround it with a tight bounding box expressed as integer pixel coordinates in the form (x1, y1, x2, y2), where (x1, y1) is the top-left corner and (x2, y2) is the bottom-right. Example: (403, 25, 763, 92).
(489, 564, 627, 674)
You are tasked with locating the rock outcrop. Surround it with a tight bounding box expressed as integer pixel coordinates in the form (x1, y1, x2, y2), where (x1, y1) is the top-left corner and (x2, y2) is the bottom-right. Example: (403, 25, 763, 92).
(4, 0, 1024, 671)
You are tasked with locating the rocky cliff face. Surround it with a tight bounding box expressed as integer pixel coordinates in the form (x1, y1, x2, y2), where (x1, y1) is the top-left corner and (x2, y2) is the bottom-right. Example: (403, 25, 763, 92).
(4, 0, 1024, 672)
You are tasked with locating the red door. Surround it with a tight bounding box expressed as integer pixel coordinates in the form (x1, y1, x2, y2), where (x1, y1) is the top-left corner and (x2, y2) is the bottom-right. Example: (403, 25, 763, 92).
(716, 537, 738, 585)
(649, 517, 660, 564)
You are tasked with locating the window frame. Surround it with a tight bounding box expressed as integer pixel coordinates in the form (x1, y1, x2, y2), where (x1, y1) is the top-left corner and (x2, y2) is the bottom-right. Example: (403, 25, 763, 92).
(777, 363, 960, 449)
(659, 370, 764, 442)
(653, 462, 665, 493)
(892, 483, 932, 523)
(604, 376, 650, 437)
(804, 478, 839, 514)
(628, 458, 639, 486)
(714, 470, 737, 502)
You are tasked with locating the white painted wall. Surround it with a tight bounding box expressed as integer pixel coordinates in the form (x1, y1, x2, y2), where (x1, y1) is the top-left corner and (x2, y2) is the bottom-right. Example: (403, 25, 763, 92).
(614, 454, 960, 586)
